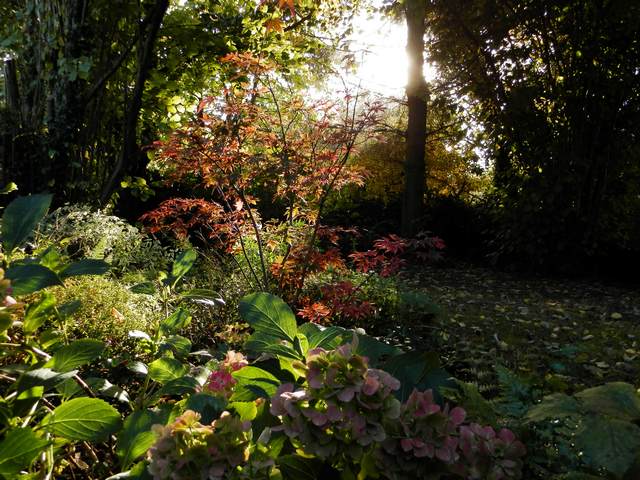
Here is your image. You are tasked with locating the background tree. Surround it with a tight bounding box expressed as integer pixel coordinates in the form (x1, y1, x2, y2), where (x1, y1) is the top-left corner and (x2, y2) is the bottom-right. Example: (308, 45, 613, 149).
(426, 0, 640, 270)
(0, 0, 356, 206)
(401, 0, 429, 237)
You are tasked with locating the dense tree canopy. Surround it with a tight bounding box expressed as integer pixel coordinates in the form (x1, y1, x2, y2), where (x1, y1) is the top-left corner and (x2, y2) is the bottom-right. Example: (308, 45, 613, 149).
(425, 0, 640, 268)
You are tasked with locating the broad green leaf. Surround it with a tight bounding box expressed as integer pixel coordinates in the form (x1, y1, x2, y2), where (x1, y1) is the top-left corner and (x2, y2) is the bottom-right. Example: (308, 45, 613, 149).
(2, 194, 52, 253)
(59, 259, 110, 278)
(42, 397, 122, 441)
(5, 264, 63, 295)
(0, 427, 49, 476)
(168, 249, 197, 286)
(0, 312, 11, 332)
(106, 460, 153, 480)
(160, 335, 192, 357)
(23, 292, 56, 333)
(575, 382, 640, 422)
(130, 282, 156, 295)
(57, 299, 81, 318)
(129, 330, 152, 341)
(524, 393, 580, 423)
(147, 357, 187, 384)
(239, 292, 297, 342)
(294, 333, 309, 356)
(244, 333, 302, 360)
(382, 351, 453, 402)
(39, 246, 64, 272)
(185, 393, 225, 424)
(16, 368, 78, 393)
(575, 415, 640, 478)
(230, 401, 258, 421)
(181, 288, 225, 307)
(277, 455, 323, 480)
(85, 377, 130, 404)
(156, 376, 200, 397)
(353, 334, 402, 366)
(117, 409, 168, 468)
(128, 361, 148, 376)
(160, 307, 191, 335)
(230, 366, 281, 402)
(278, 357, 306, 380)
(298, 323, 344, 350)
(45, 339, 105, 372)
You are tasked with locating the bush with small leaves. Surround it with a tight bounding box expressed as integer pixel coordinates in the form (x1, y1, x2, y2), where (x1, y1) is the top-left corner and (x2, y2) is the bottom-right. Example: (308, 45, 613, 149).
(52, 275, 161, 355)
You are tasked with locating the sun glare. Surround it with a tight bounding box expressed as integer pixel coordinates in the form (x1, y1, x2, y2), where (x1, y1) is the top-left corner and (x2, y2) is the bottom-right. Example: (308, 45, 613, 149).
(344, 12, 437, 98)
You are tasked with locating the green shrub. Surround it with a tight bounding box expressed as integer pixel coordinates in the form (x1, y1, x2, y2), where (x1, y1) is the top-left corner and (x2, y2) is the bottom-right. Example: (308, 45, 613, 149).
(38, 205, 176, 277)
(53, 276, 161, 355)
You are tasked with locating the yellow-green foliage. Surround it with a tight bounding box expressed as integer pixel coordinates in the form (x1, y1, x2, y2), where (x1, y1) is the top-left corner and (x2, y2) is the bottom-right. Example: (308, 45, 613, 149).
(53, 276, 161, 354)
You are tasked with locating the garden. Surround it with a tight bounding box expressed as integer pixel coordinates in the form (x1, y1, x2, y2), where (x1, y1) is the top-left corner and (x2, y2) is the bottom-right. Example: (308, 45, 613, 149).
(1, 1, 639, 479)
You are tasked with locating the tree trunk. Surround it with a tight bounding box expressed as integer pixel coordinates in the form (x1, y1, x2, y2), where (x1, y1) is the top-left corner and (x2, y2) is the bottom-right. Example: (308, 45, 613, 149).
(401, 0, 428, 237)
(100, 0, 169, 205)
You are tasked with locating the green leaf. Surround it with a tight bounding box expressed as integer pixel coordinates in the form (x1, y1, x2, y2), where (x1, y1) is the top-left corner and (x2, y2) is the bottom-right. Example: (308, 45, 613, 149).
(230, 366, 281, 402)
(168, 249, 197, 287)
(59, 259, 110, 278)
(181, 288, 224, 307)
(440, 381, 497, 425)
(147, 357, 187, 384)
(16, 368, 78, 393)
(156, 376, 200, 397)
(2, 194, 52, 253)
(23, 292, 56, 333)
(85, 377, 130, 404)
(277, 455, 323, 480)
(185, 393, 225, 424)
(57, 299, 81, 318)
(239, 292, 297, 342)
(575, 415, 640, 478)
(0, 182, 18, 195)
(45, 339, 105, 372)
(524, 393, 580, 423)
(160, 307, 191, 335)
(5, 264, 63, 295)
(244, 333, 302, 360)
(0, 427, 49, 476)
(160, 335, 192, 357)
(42, 397, 122, 441)
(117, 409, 168, 468)
(353, 334, 401, 366)
(106, 460, 153, 480)
(39, 246, 64, 272)
(299, 323, 344, 350)
(382, 351, 453, 402)
(294, 333, 309, 356)
(0, 312, 11, 332)
(575, 382, 640, 422)
(127, 361, 148, 376)
(230, 401, 258, 421)
(130, 282, 156, 295)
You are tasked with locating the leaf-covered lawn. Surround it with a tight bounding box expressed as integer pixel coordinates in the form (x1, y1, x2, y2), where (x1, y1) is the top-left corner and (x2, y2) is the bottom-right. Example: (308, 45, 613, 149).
(397, 264, 640, 393)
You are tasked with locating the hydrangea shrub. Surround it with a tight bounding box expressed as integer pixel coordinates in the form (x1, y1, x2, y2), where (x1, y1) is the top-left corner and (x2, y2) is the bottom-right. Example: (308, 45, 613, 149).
(204, 351, 248, 399)
(147, 410, 272, 480)
(379, 389, 526, 479)
(148, 342, 525, 479)
(270, 342, 401, 462)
